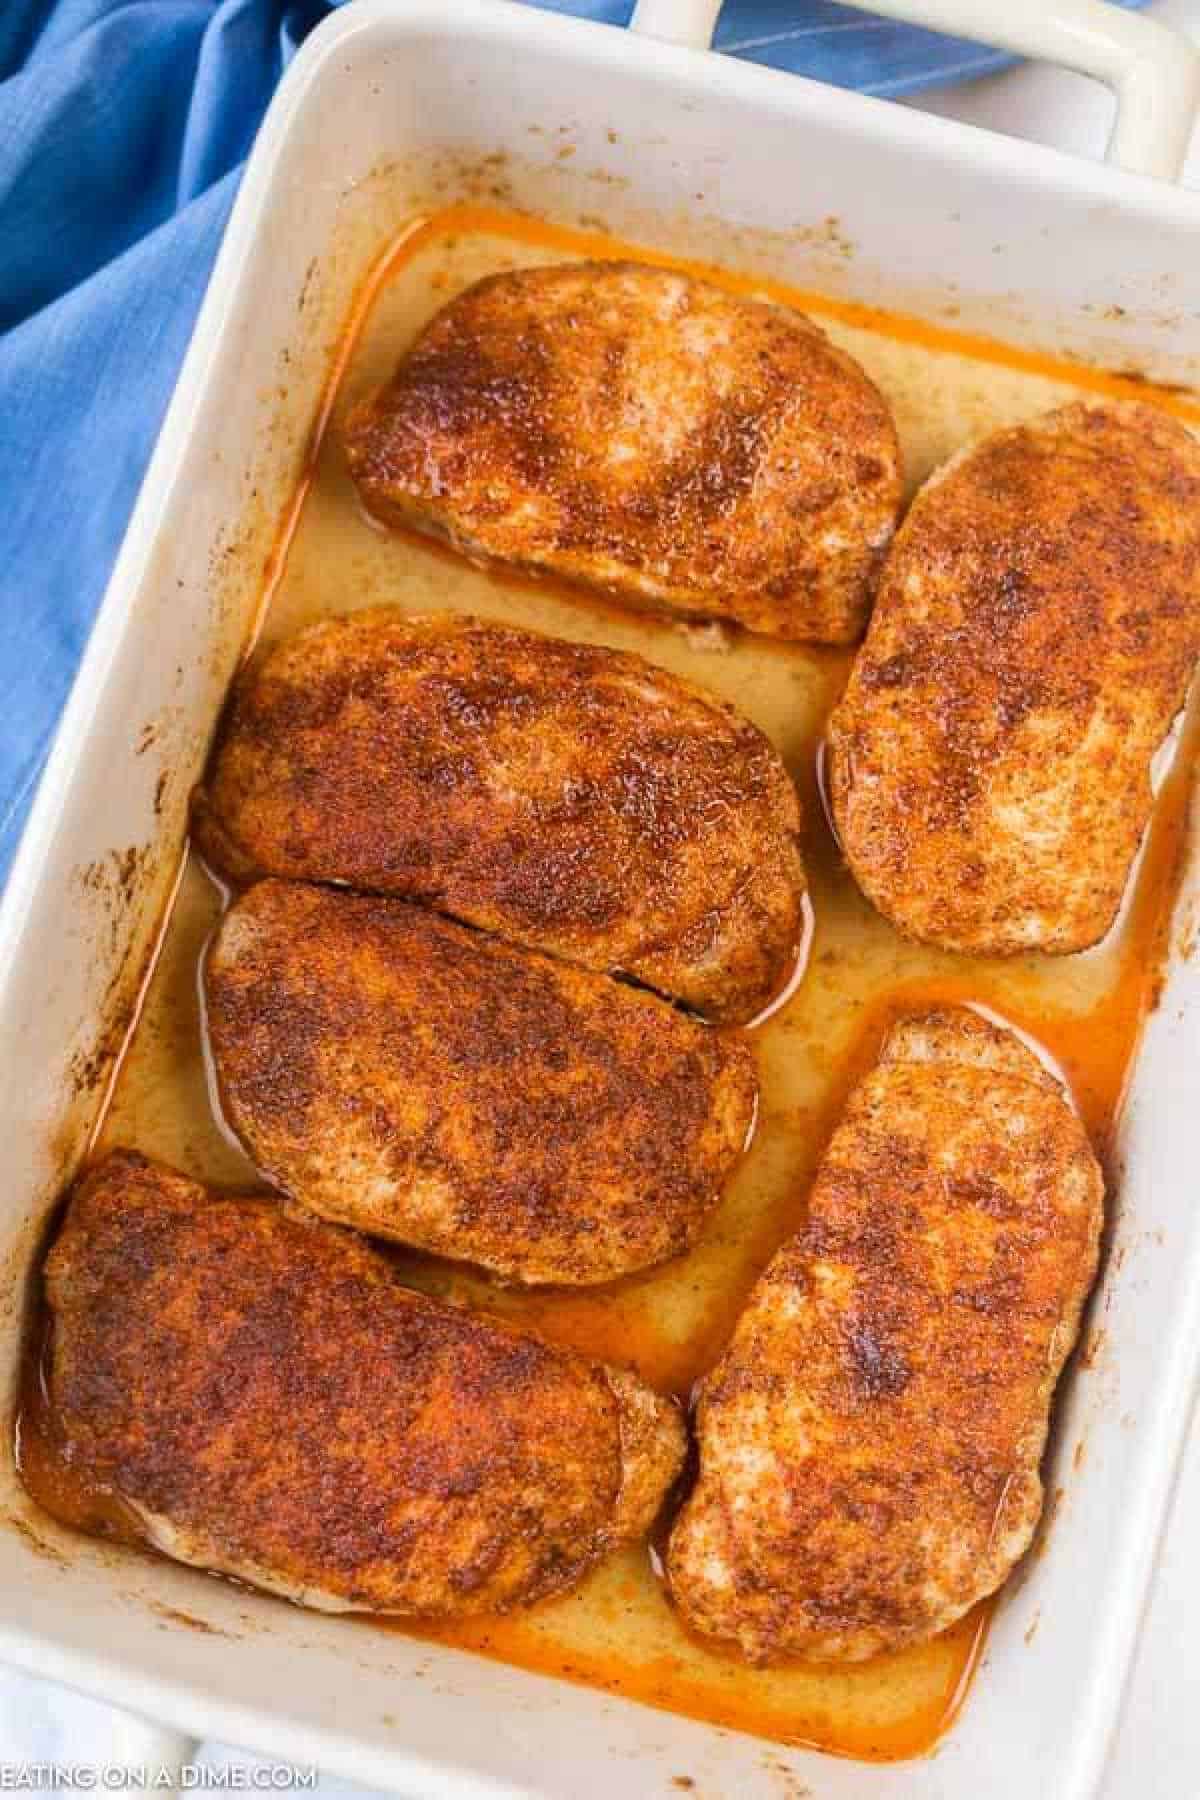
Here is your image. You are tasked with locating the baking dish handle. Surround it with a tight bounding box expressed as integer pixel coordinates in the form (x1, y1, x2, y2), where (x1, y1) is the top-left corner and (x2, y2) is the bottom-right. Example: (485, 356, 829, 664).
(627, 0, 1200, 181)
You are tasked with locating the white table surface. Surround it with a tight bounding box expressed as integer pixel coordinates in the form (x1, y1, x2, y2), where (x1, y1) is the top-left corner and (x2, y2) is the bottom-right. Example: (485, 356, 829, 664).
(4, 2, 1200, 1788)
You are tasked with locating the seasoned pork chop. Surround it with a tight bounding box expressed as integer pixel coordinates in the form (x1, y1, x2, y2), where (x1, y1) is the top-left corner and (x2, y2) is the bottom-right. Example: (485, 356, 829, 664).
(42, 1152, 685, 1616)
(193, 610, 806, 1024)
(667, 1009, 1103, 1662)
(828, 401, 1200, 955)
(205, 881, 757, 1285)
(342, 262, 902, 642)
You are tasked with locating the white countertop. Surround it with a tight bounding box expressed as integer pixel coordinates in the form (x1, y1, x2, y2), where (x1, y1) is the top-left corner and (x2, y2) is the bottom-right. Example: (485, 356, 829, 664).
(4, 3, 1199, 1788)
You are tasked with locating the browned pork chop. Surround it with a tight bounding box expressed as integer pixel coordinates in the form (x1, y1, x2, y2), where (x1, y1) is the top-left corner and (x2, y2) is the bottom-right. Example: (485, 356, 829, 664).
(828, 401, 1200, 955)
(667, 1009, 1103, 1661)
(342, 261, 902, 642)
(193, 610, 806, 1024)
(43, 1152, 686, 1617)
(205, 881, 757, 1285)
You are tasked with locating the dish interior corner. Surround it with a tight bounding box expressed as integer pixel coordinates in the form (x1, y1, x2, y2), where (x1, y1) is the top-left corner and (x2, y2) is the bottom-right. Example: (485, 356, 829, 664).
(20, 205, 1199, 1765)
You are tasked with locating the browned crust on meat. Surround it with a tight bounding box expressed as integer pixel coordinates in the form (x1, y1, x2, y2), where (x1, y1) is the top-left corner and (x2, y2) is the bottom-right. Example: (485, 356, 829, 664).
(42, 1152, 685, 1617)
(204, 881, 757, 1285)
(192, 610, 806, 1024)
(828, 401, 1200, 955)
(667, 1008, 1104, 1661)
(342, 262, 902, 643)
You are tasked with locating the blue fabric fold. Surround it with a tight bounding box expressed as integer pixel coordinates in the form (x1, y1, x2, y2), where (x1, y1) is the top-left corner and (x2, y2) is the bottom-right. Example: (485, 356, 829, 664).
(0, 0, 1148, 883)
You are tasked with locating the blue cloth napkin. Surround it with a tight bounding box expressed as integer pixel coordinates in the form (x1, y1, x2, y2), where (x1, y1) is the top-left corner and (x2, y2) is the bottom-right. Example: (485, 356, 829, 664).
(0, 0, 1148, 885)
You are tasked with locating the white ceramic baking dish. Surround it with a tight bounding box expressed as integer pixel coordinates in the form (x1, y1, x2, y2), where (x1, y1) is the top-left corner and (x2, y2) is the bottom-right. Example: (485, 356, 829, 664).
(3, 0, 1200, 1792)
